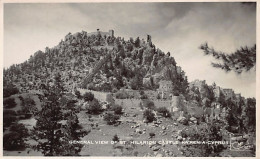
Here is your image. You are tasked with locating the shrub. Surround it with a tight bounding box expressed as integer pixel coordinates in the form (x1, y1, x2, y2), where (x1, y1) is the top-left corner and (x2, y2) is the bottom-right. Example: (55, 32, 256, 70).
(100, 83, 112, 92)
(180, 121, 225, 157)
(173, 92, 179, 96)
(75, 90, 81, 99)
(21, 97, 37, 114)
(4, 110, 17, 116)
(65, 99, 78, 111)
(140, 94, 148, 99)
(4, 133, 23, 150)
(115, 91, 128, 99)
(4, 98, 16, 108)
(83, 92, 94, 102)
(86, 83, 97, 91)
(9, 123, 29, 138)
(3, 115, 17, 127)
(3, 124, 29, 151)
(104, 112, 120, 125)
(3, 85, 19, 98)
(112, 105, 123, 115)
(157, 107, 171, 118)
(156, 94, 161, 100)
(143, 109, 155, 123)
(149, 132, 155, 138)
(18, 95, 24, 101)
(112, 134, 119, 142)
(87, 98, 102, 114)
(142, 100, 156, 110)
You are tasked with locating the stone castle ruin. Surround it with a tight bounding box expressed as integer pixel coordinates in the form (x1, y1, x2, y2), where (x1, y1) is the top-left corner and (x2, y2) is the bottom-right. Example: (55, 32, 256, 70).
(73, 30, 235, 121)
(88, 29, 114, 37)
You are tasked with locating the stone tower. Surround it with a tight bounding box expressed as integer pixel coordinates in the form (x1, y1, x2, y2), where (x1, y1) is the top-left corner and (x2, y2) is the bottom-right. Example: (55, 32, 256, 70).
(109, 30, 114, 37)
(147, 34, 152, 43)
(97, 29, 101, 36)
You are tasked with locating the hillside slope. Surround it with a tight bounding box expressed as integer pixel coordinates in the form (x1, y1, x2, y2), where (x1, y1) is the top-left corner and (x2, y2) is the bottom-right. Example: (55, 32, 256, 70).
(4, 29, 188, 95)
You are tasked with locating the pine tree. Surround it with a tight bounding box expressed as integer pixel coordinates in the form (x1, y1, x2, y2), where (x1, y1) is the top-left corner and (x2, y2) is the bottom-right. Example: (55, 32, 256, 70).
(199, 43, 256, 74)
(32, 73, 85, 156)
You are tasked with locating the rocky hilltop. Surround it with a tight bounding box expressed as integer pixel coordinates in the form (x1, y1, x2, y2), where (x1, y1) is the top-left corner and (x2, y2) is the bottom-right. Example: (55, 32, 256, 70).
(4, 29, 187, 95)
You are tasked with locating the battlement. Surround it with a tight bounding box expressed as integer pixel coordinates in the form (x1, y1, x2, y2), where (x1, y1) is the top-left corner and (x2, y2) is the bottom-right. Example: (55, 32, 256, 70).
(222, 88, 235, 100)
(88, 29, 114, 37)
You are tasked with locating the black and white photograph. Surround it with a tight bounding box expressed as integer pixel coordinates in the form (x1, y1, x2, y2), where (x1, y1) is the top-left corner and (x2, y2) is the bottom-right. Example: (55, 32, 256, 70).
(2, 1, 257, 157)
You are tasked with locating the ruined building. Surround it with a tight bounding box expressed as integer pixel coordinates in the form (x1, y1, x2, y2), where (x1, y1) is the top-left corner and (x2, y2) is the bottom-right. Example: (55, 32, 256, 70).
(222, 88, 235, 100)
(147, 34, 152, 43)
(158, 80, 173, 92)
(87, 29, 115, 37)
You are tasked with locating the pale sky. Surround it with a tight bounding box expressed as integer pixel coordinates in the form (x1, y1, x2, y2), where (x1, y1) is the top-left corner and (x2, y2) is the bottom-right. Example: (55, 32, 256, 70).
(4, 2, 256, 97)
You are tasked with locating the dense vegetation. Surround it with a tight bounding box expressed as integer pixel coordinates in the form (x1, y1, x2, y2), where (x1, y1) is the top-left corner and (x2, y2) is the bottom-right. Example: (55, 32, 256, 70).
(31, 73, 87, 156)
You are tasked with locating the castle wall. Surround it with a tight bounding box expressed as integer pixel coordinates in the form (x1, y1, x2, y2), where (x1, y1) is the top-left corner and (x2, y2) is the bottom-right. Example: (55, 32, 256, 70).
(115, 98, 173, 111)
(78, 89, 205, 118)
(185, 102, 203, 118)
(115, 99, 142, 108)
(77, 88, 114, 105)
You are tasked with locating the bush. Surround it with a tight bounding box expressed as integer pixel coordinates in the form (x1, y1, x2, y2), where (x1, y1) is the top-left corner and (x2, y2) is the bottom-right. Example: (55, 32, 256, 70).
(4, 98, 16, 108)
(142, 100, 156, 110)
(87, 98, 102, 114)
(3, 85, 19, 98)
(112, 134, 120, 142)
(9, 123, 29, 138)
(3, 115, 17, 127)
(140, 94, 148, 99)
(149, 132, 155, 138)
(112, 105, 123, 115)
(115, 91, 128, 99)
(143, 109, 155, 123)
(180, 121, 224, 157)
(173, 92, 179, 96)
(157, 107, 171, 118)
(18, 95, 24, 101)
(4, 110, 17, 116)
(75, 90, 81, 99)
(100, 83, 112, 92)
(85, 83, 95, 90)
(3, 122, 28, 151)
(104, 112, 120, 125)
(83, 92, 94, 102)
(21, 97, 37, 114)
(3, 128, 28, 151)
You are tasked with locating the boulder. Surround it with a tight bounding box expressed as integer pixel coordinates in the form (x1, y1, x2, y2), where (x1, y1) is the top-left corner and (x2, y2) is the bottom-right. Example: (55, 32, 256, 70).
(135, 128, 142, 134)
(190, 117, 197, 122)
(190, 117, 198, 124)
(177, 136, 183, 141)
(177, 116, 188, 125)
(177, 130, 183, 136)
(151, 145, 160, 151)
(143, 77, 152, 87)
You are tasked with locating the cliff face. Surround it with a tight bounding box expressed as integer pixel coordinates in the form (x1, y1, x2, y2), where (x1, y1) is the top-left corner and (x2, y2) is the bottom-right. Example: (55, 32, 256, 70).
(4, 30, 186, 93)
